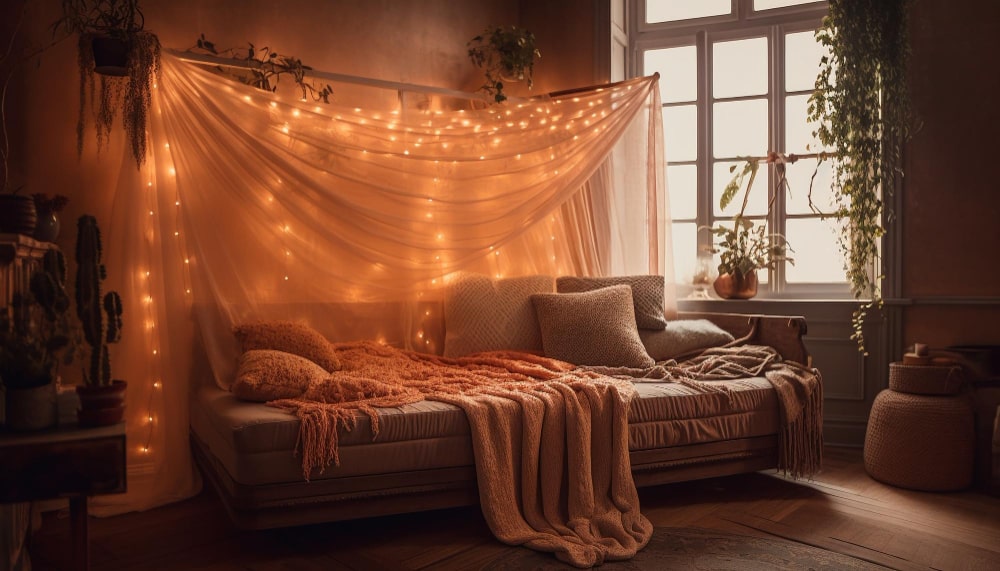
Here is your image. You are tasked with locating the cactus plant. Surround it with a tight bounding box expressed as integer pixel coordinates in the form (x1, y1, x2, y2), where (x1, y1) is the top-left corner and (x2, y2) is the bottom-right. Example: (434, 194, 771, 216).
(74, 214, 123, 387)
(0, 249, 74, 390)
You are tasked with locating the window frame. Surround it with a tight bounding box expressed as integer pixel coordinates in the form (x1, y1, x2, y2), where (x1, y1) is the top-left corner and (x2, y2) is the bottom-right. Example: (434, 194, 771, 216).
(631, 0, 851, 299)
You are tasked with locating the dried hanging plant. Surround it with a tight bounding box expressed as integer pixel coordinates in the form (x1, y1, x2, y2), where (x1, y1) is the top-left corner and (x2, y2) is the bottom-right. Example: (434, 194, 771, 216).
(808, 0, 913, 353)
(467, 25, 540, 103)
(55, 0, 161, 168)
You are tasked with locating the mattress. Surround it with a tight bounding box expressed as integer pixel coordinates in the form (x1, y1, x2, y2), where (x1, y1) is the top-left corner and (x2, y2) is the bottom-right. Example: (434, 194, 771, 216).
(191, 377, 780, 486)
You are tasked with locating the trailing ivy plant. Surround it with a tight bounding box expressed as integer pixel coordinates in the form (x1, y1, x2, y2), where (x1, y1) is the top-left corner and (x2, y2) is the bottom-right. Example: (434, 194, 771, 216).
(193, 35, 333, 104)
(807, 0, 913, 354)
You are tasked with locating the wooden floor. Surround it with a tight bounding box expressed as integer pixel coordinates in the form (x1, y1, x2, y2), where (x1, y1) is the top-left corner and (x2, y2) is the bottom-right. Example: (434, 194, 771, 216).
(29, 446, 1000, 571)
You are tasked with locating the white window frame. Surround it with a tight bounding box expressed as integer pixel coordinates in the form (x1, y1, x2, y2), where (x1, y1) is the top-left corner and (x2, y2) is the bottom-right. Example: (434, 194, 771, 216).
(630, 0, 851, 299)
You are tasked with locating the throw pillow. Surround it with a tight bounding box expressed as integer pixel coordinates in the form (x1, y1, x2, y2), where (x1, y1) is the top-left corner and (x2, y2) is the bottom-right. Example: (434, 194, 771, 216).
(231, 349, 329, 402)
(556, 275, 670, 329)
(531, 285, 655, 368)
(443, 273, 554, 357)
(233, 320, 341, 372)
(640, 319, 735, 362)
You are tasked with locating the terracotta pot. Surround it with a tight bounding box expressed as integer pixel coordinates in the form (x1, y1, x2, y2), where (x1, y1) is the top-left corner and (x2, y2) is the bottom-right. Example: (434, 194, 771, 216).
(713, 270, 759, 300)
(91, 36, 129, 77)
(76, 380, 127, 427)
(0, 194, 38, 235)
(4, 383, 57, 431)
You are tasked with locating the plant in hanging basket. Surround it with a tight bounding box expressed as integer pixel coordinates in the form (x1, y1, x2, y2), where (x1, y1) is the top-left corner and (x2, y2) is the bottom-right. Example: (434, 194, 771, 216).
(467, 25, 541, 103)
(52, 0, 161, 168)
(73, 214, 127, 427)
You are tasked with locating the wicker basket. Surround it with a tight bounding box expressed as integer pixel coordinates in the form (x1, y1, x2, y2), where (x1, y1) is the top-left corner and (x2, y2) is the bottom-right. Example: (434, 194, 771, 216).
(864, 390, 974, 491)
(888, 362, 964, 395)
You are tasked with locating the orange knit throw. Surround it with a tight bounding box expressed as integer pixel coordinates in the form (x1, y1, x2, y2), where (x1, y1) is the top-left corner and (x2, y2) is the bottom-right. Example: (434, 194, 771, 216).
(270, 341, 653, 567)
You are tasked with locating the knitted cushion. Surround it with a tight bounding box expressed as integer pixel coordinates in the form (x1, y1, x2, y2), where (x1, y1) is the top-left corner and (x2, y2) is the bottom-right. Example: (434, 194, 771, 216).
(231, 349, 329, 402)
(639, 319, 735, 362)
(531, 285, 654, 368)
(233, 320, 341, 372)
(443, 273, 554, 357)
(556, 275, 671, 329)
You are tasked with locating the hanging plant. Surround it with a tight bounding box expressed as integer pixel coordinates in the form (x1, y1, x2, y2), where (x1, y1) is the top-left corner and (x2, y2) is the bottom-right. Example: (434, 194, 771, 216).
(467, 25, 540, 103)
(53, 0, 161, 169)
(808, 0, 913, 353)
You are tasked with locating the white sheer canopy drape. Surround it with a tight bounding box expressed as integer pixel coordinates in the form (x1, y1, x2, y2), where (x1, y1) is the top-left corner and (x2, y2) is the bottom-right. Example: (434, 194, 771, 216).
(96, 53, 673, 513)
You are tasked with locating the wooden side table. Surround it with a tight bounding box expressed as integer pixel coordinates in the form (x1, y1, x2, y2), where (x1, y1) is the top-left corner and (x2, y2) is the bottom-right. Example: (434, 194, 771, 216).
(0, 423, 126, 571)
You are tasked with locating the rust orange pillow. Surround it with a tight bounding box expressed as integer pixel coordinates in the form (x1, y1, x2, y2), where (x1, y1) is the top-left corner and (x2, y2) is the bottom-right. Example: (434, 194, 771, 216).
(231, 349, 329, 402)
(233, 320, 341, 372)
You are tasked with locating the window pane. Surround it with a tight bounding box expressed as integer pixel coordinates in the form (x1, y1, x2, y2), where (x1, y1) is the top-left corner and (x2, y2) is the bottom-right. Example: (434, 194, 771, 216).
(785, 159, 835, 215)
(644, 46, 697, 103)
(663, 104, 697, 161)
(713, 37, 768, 98)
(647, 0, 731, 23)
(713, 161, 769, 217)
(668, 164, 698, 219)
(671, 222, 698, 285)
(713, 99, 767, 158)
(784, 94, 815, 154)
(785, 218, 847, 283)
(754, 0, 821, 10)
(785, 30, 826, 92)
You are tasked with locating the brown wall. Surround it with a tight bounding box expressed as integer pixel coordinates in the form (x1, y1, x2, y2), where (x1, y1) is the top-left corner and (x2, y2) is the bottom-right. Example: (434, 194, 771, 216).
(3, 0, 597, 256)
(901, 0, 1000, 347)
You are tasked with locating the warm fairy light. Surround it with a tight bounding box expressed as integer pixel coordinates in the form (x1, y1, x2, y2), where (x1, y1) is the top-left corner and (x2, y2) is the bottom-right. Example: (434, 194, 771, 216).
(175, 201, 180, 206)
(169, 167, 176, 176)
(144, 295, 153, 304)
(149, 210, 154, 216)
(174, 231, 179, 236)
(425, 310, 431, 316)
(152, 349, 158, 355)
(184, 259, 190, 264)
(292, 109, 300, 117)
(147, 182, 153, 187)
(284, 275, 289, 281)
(164, 143, 170, 148)
(416, 331, 424, 339)
(152, 380, 161, 389)
(270, 102, 278, 108)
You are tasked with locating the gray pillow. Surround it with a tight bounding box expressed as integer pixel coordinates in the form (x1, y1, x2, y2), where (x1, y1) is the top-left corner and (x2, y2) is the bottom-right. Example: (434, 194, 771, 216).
(531, 285, 655, 368)
(556, 275, 668, 330)
(640, 319, 735, 361)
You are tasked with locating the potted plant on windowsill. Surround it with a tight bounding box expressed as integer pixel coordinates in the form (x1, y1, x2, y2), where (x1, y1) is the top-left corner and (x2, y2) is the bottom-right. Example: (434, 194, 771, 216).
(467, 25, 541, 103)
(0, 250, 75, 431)
(53, 0, 161, 168)
(705, 156, 793, 300)
(74, 215, 126, 427)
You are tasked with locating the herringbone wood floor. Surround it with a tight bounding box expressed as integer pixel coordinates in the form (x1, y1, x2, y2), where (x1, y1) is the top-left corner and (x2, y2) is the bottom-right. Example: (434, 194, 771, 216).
(29, 446, 1000, 570)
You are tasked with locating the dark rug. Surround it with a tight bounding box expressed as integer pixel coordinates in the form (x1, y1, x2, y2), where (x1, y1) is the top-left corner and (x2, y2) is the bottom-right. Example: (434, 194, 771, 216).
(482, 527, 888, 570)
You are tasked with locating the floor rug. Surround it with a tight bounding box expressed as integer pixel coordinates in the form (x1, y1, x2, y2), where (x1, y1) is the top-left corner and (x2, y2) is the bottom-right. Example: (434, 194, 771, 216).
(482, 527, 888, 570)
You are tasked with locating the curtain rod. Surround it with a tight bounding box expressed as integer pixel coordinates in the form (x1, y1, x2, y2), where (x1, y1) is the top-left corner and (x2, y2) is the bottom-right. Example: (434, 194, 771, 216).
(168, 48, 494, 103)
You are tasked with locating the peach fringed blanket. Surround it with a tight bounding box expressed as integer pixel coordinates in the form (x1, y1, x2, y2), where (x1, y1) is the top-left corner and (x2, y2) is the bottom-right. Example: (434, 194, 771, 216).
(269, 341, 653, 568)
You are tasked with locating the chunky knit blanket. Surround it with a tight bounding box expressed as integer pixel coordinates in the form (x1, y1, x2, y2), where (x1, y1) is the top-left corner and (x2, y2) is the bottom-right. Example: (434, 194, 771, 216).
(270, 341, 652, 567)
(268, 341, 822, 567)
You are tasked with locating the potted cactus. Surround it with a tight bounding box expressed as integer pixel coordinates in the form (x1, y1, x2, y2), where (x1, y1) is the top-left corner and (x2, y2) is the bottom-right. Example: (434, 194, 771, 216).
(0, 249, 75, 430)
(74, 214, 126, 427)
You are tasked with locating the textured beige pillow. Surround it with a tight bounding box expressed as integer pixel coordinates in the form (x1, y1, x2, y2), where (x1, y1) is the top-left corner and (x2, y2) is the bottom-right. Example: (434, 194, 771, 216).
(443, 273, 554, 357)
(556, 275, 670, 329)
(640, 319, 735, 362)
(233, 320, 341, 372)
(231, 349, 329, 402)
(531, 285, 655, 368)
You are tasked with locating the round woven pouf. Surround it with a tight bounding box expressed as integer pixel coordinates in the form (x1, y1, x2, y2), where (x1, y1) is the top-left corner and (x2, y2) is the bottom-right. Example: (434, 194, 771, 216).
(864, 390, 974, 491)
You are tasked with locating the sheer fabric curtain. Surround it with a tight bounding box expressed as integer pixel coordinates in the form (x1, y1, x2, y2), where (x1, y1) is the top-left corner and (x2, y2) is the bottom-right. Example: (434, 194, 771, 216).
(94, 53, 673, 513)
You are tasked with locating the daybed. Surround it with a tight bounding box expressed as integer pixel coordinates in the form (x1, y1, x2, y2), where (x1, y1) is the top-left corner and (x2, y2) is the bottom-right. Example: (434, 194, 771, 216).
(191, 302, 816, 531)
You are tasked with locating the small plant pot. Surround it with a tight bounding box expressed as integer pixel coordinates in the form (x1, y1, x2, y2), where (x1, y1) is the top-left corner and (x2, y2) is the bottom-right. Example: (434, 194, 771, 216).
(713, 270, 759, 300)
(4, 383, 57, 431)
(0, 194, 38, 235)
(91, 36, 129, 76)
(76, 380, 127, 427)
(32, 210, 61, 242)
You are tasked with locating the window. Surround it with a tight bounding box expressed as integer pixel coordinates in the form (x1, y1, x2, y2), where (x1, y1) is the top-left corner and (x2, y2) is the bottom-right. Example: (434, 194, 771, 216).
(633, 0, 847, 298)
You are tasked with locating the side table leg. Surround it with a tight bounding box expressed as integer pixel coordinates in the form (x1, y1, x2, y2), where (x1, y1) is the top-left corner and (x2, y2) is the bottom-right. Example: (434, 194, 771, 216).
(69, 497, 89, 571)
